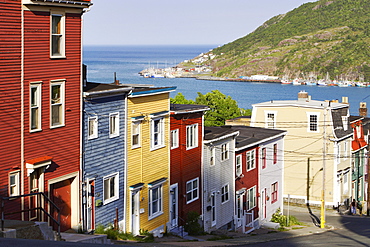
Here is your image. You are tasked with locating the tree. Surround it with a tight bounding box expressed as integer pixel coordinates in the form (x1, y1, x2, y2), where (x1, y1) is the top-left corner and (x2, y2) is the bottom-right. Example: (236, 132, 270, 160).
(170, 92, 195, 104)
(195, 90, 246, 126)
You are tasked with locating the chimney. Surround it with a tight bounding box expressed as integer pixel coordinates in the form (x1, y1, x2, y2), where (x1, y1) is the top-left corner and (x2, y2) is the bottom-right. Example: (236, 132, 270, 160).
(114, 72, 120, 85)
(359, 102, 367, 117)
(342, 97, 348, 104)
(298, 90, 309, 101)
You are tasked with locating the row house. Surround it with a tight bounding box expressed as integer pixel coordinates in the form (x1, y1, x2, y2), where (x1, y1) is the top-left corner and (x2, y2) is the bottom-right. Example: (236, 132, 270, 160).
(82, 82, 132, 231)
(169, 104, 209, 231)
(0, 0, 92, 232)
(251, 91, 353, 207)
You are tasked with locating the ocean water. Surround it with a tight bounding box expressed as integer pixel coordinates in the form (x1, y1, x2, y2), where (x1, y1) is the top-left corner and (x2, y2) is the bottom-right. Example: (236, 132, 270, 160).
(83, 45, 370, 115)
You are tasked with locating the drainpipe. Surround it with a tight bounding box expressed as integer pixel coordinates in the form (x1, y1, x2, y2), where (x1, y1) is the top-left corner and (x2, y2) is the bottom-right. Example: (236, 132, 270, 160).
(21, 2, 25, 221)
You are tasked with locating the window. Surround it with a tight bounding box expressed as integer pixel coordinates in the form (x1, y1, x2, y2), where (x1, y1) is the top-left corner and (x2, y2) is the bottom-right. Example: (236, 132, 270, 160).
(247, 150, 256, 171)
(273, 144, 278, 164)
(271, 182, 278, 203)
(103, 173, 119, 204)
(236, 155, 242, 177)
(132, 120, 141, 148)
(50, 81, 64, 127)
(109, 112, 119, 138)
(342, 116, 348, 131)
(30, 83, 41, 131)
(51, 14, 65, 57)
(221, 143, 229, 161)
(343, 141, 348, 160)
(151, 117, 164, 150)
(210, 147, 215, 166)
(307, 113, 319, 132)
(262, 148, 267, 169)
(265, 112, 276, 129)
(247, 186, 256, 210)
(149, 185, 163, 218)
(9, 172, 20, 197)
(171, 129, 179, 149)
(186, 124, 198, 149)
(88, 115, 98, 139)
(221, 184, 229, 203)
(186, 178, 199, 203)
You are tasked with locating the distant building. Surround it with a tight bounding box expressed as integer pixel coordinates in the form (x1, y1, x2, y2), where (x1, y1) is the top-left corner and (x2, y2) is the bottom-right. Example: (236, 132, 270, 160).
(225, 116, 251, 126)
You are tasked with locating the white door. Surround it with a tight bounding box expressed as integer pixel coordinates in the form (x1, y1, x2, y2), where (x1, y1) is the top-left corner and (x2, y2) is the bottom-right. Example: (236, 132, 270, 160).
(261, 189, 266, 219)
(131, 190, 140, 235)
(170, 184, 178, 228)
(211, 193, 216, 227)
(236, 194, 243, 228)
(86, 179, 95, 231)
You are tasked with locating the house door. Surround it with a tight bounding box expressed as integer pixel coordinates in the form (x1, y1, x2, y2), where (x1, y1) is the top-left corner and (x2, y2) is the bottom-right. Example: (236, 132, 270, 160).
(261, 188, 266, 219)
(29, 168, 44, 221)
(235, 194, 243, 228)
(211, 192, 216, 227)
(170, 184, 178, 228)
(131, 190, 140, 235)
(51, 178, 72, 232)
(87, 180, 95, 230)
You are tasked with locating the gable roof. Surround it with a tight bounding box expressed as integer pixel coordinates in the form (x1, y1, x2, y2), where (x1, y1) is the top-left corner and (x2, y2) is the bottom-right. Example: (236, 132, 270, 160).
(204, 126, 239, 143)
(170, 104, 209, 114)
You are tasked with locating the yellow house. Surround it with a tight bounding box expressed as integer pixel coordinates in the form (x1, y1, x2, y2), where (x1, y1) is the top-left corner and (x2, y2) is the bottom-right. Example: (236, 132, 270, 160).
(124, 86, 176, 237)
(251, 91, 352, 207)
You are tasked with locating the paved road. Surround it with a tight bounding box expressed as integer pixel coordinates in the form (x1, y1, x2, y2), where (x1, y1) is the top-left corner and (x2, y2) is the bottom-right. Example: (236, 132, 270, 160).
(239, 205, 370, 246)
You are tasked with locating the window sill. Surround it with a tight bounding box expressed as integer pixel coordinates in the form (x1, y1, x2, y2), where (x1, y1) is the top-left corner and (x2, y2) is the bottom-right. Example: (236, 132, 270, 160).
(50, 55, 66, 59)
(186, 145, 198, 151)
(103, 196, 119, 205)
(148, 211, 163, 220)
(88, 136, 98, 140)
(186, 197, 198, 204)
(109, 134, 120, 138)
(132, 145, 141, 150)
(30, 129, 42, 133)
(50, 124, 65, 129)
(150, 144, 166, 151)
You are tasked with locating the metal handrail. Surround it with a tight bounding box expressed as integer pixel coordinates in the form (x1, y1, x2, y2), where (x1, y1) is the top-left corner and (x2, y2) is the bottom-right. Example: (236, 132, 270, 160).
(0, 192, 61, 237)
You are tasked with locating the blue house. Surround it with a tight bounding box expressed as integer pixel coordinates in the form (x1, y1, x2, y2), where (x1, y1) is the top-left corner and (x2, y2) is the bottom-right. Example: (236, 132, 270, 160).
(82, 82, 132, 231)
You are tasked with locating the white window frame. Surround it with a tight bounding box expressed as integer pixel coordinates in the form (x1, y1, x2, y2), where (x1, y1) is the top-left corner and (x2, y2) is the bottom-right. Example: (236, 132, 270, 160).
(221, 184, 229, 203)
(265, 111, 277, 129)
(148, 184, 163, 219)
(271, 182, 278, 203)
(150, 117, 165, 150)
(9, 171, 20, 197)
(132, 120, 141, 148)
(50, 13, 65, 58)
(343, 140, 348, 160)
(210, 147, 215, 166)
(236, 154, 242, 177)
(247, 149, 256, 171)
(273, 144, 278, 164)
(186, 178, 199, 204)
(342, 116, 348, 131)
(171, 129, 179, 149)
(88, 115, 98, 140)
(103, 173, 119, 205)
(261, 147, 267, 169)
(30, 82, 42, 132)
(50, 80, 65, 128)
(221, 143, 229, 161)
(307, 112, 319, 133)
(247, 186, 256, 210)
(186, 124, 198, 150)
(109, 112, 120, 138)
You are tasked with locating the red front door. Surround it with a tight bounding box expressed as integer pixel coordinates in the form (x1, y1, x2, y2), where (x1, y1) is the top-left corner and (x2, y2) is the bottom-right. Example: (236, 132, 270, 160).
(51, 179, 72, 232)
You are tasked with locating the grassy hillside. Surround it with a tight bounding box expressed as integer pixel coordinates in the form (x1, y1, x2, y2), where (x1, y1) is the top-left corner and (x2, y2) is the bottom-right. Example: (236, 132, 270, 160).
(192, 0, 370, 81)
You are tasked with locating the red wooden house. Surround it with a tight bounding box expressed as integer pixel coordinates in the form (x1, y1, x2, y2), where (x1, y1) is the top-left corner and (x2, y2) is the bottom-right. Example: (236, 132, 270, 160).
(0, 0, 92, 232)
(169, 104, 208, 232)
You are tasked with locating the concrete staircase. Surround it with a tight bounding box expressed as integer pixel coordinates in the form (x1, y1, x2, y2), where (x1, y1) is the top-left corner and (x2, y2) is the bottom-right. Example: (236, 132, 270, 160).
(169, 226, 205, 241)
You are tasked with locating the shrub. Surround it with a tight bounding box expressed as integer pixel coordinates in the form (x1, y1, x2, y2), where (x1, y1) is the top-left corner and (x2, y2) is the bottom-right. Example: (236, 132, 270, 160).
(271, 208, 303, 227)
(184, 211, 203, 235)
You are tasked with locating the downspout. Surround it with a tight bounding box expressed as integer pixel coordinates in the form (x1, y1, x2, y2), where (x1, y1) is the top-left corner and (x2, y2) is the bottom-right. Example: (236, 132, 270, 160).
(21, 2, 25, 221)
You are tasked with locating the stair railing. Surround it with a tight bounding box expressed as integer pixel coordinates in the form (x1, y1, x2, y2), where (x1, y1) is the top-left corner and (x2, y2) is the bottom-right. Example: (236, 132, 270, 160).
(0, 192, 61, 237)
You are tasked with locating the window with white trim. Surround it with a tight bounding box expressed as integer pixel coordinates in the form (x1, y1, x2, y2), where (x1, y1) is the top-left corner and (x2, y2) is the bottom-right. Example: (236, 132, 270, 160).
(149, 184, 163, 219)
(247, 186, 256, 210)
(186, 178, 199, 203)
(132, 120, 141, 148)
(265, 112, 276, 129)
(236, 154, 242, 177)
(247, 149, 256, 171)
(171, 129, 179, 149)
(103, 173, 119, 204)
(88, 115, 98, 139)
(273, 144, 278, 164)
(221, 184, 229, 203)
(186, 124, 198, 149)
(307, 113, 319, 132)
(271, 182, 278, 203)
(9, 172, 20, 197)
(109, 112, 119, 138)
(50, 81, 64, 127)
(342, 116, 348, 131)
(221, 143, 229, 161)
(261, 148, 267, 169)
(30, 83, 41, 131)
(51, 14, 65, 57)
(151, 117, 164, 150)
(210, 147, 215, 166)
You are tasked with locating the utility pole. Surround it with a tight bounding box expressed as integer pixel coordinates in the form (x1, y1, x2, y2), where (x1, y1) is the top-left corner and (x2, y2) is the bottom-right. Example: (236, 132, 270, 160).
(321, 107, 327, 229)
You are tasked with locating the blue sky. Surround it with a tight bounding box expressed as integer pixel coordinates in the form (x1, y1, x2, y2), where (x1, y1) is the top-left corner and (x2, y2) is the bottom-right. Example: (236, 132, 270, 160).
(83, 0, 315, 46)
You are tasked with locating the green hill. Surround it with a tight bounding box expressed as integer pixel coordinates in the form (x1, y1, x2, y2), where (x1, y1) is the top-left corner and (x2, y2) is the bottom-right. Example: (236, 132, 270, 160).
(190, 0, 370, 81)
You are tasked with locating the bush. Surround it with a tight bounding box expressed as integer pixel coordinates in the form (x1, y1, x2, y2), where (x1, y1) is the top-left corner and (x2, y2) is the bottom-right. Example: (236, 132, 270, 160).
(271, 208, 303, 227)
(184, 211, 203, 235)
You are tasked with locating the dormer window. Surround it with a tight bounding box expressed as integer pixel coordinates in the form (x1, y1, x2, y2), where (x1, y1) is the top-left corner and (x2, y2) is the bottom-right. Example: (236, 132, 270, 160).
(341, 116, 348, 131)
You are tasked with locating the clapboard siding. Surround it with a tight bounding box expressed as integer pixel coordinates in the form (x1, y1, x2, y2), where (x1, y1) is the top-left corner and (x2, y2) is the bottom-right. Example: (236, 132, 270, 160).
(83, 95, 126, 227)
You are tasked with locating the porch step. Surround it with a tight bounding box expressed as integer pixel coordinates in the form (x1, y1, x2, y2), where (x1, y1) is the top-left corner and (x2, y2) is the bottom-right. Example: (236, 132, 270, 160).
(61, 232, 111, 244)
(169, 226, 205, 241)
(0, 220, 58, 241)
